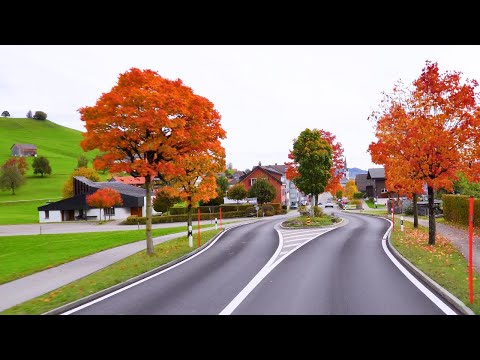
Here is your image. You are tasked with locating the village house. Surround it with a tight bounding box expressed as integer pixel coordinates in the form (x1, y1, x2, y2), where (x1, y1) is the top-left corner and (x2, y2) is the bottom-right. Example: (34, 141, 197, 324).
(38, 176, 148, 223)
(10, 143, 37, 157)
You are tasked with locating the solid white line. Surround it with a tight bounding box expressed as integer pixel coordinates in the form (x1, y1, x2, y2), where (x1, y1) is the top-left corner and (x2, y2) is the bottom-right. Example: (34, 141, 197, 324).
(219, 224, 340, 315)
(281, 229, 326, 236)
(380, 218, 456, 315)
(61, 223, 247, 315)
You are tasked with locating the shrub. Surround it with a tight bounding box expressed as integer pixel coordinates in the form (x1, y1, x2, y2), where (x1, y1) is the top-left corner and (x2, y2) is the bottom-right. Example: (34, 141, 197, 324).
(313, 205, 323, 217)
(264, 210, 275, 216)
(282, 204, 287, 210)
(33, 111, 47, 120)
(442, 194, 480, 226)
(261, 205, 274, 214)
(245, 207, 257, 217)
(299, 205, 310, 216)
(353, 192, 364, 199)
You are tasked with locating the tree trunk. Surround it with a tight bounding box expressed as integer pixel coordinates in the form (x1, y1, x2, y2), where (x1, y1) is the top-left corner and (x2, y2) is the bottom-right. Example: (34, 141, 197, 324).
(427, 186, 436, 245)
(412, 192, 418, 228)
(145, 175, 154, 255)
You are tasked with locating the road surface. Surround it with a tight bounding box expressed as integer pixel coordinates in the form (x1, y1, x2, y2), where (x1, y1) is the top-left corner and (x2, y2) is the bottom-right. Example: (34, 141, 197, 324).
(63, 210, 457, 315)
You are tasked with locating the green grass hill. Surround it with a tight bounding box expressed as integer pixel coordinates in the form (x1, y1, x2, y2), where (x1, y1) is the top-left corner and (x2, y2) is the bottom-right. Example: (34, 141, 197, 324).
(0, 117, 102, 224)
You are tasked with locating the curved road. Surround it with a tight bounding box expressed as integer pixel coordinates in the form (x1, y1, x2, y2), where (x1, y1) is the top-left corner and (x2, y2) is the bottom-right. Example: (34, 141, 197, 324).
(64, 211, 457, 315)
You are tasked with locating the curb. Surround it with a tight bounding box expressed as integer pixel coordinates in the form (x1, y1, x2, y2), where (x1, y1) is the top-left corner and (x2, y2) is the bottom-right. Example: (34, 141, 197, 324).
(385, 232, 475, 315)
(352, 211, 475, 315)
(43, 222, 252, 315)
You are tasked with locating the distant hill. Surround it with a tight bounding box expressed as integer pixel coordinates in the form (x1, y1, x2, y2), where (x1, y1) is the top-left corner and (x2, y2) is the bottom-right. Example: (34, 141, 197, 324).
(0, 117, 99, 201)
(348, 167, 367, 179)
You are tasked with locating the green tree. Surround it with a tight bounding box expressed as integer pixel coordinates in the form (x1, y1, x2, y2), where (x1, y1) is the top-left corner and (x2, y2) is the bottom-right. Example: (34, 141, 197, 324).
(1, 111, 10, 117)
(26, 110, 33, 118)
(153, 188, 181, 213)
(453, 172, 480, 198)
(32, 156, 52, 177)
(290, 128, 333, 207)
(217, 175, 229, 197)
(0, 165, 25, 195)
(77, 154, 89, 169)
(336, 190, 343, 199)
(248, 178, 276, 205)
(33, 111, 47, 120)
(227, 183, 247, 208)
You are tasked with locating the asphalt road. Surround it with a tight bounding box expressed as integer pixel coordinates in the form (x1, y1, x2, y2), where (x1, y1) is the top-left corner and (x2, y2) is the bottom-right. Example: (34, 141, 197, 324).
(64, 210, 456, 315)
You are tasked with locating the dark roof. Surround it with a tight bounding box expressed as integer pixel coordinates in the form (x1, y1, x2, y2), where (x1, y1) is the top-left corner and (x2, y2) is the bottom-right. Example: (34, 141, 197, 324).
(266, 164, 287, 174)
(366, 168, 385, 179)
(238, 166, 283, 185)
(74, 176, 147, 197)
(38, 192, 144, 211)
(10, 143, 37, 150)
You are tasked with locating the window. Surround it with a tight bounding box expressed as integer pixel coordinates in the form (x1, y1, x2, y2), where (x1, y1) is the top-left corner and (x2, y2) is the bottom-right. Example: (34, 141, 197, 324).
(45, 210, 49, 219)
(250, 178, 257, 186)
(104, 207, 115, 215)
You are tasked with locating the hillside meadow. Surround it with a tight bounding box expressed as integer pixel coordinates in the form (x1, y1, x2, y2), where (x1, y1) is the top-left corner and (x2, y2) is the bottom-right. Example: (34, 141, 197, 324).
(0, 117, 103, 224)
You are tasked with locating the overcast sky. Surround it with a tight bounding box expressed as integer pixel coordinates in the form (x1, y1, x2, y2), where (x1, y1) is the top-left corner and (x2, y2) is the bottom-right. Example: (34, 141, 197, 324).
(2, 45, 480, 172)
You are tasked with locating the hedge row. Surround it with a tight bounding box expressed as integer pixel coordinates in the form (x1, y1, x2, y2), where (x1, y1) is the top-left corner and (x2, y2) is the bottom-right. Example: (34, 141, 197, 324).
(123, 211, 246, 225)
(442, 194, 480, 226)
(169, 204, 252, 215)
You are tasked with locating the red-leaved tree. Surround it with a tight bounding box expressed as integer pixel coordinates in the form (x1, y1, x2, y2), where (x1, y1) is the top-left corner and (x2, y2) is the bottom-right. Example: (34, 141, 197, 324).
(79, 68, 226, 254)
(86, 188, 123, 221)
(369, 61, 480, 244)
(4, 157, 29, 176)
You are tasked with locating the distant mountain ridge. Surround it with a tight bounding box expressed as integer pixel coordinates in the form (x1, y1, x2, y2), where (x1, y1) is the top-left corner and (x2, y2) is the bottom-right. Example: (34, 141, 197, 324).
(348, 167, 367, 179)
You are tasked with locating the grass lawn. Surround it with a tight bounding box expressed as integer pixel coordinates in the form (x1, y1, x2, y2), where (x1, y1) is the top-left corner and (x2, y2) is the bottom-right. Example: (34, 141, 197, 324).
(0, 224, 216, 284)
(391, 218, 480, 314)
(0, 200, 56, 225)
(1, 229, 221, 315)
(282, 215, 339, 227)
(365, 199, 386, 208)
(0, 118, 103, 203)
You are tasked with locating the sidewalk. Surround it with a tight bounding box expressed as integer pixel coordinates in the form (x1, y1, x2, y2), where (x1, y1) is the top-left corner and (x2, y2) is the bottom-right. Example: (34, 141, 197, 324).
(0, 218, 267, 312)
(402, 216, 480, 274)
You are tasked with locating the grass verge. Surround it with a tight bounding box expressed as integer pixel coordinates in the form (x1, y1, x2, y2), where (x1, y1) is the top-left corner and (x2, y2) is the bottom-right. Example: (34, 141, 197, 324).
(365, 199, 386, 209)
(282, 215, 339, 227)
(390, 218, 480, 314)
(0, 224, 216, 284)
(1, 229, 221, 315)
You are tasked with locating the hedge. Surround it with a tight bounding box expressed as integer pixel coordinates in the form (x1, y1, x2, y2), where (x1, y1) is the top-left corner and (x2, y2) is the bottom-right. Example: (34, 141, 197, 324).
(442, 194, 480, 227)
(169, 204, 251, 215)
(123, 210, 246, 225)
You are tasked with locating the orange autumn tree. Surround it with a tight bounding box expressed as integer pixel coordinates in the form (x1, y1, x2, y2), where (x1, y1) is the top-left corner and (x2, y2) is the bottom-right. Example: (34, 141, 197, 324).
(4, 157, 29, 176)
(369, 100, 425, 228)
(86, 188, 123, 221)
(162, 149, 225, 247)
(369, 61, 480, 245)
(79, 68, 226, 255)
(285, 129, 344, 195)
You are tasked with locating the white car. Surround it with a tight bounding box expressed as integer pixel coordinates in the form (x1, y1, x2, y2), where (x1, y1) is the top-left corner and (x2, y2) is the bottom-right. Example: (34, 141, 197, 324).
(324, 201, 334, 208)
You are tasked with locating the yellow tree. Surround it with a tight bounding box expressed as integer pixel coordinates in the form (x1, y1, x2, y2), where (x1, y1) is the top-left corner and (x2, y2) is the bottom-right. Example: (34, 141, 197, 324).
(162, 149, 225, 246)
(344, 179, 358, 200)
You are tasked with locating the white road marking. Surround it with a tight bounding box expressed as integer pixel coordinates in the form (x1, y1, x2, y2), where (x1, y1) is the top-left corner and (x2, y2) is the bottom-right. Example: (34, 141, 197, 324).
(219, 224, 339, 315)
(282, 243, 301, 248)
(380, 218, 457, 315)
(61, 222, 248, 315)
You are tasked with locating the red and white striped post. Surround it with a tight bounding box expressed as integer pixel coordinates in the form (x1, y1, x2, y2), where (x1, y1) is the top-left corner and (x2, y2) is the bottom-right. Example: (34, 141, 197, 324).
(197, 207, 201, 247)
(391, 199, 395, 231)
(468, 196, 474, 304)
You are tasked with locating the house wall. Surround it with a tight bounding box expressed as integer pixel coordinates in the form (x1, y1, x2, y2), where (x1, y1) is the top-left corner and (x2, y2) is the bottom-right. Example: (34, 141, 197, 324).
(11, 145, 21, 157)
(39, 210, 62, 223)
(239, 168, 283, 204)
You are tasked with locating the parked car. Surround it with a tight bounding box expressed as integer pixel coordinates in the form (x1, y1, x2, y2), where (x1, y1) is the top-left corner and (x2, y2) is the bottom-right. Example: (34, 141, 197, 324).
(324, 201, 334, 208)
